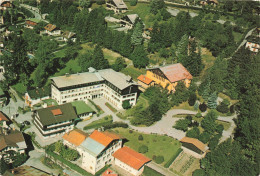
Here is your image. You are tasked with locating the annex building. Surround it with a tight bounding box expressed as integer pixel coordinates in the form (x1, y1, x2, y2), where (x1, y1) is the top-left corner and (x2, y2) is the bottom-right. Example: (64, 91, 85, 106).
(51, 67, 139, 109)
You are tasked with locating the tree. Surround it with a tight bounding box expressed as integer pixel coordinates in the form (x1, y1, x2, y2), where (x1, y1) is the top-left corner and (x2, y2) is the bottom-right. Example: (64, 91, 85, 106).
(138, 145, 148, 153)
(176, 34, 189, 63)
(130, 0, 138, 6)
(174, 119, 191, 132)
(131, 21, 144, 46)
(0, 158, 9, 175)
(138, 135, 143, 141)
(112, 57, 127, 72)
(92, 45, 109, 70)
(201, 110, 218, 134)
(216, 101, 229, 114)
(207, 92, 217, 109)
(79, 0, 91, 9)
(12, 153, 27, 167)
(186, 127, 200, 139)
(55, 141, 63, 153)
(188, 93, 197, 106)
(130, 45, 149, 68)
(122, 100, 131, 109)
(198, 132, 211, 143)
(150, 0, 165, 15)
(193, 169, 206, 176)
(199, 102, 207, 112)
(155, 156, 164, 164)
(216, 124, 224, 135)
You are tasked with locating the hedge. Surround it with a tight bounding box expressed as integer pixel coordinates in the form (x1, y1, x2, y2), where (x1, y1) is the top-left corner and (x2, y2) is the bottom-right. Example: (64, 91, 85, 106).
(164, 148, 183, 168)
(83, 120, 113, 130)
(105, 102, 117, 113)
(45, 150, 93, 176)
(103, 122, 128, 130)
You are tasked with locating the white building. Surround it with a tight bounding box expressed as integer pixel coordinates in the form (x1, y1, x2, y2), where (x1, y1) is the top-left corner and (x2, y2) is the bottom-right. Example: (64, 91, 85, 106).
(50, 68, 139, 109)
(78, 130, 123, 175)
(113, 146, 151, 176)
(44, 24, 61, 36)
(32, 103, 77, 139)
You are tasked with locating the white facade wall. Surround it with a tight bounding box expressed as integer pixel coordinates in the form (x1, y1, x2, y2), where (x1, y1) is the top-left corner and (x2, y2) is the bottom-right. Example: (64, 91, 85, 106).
(52, 83, 137, 109)
(114, 158, 144, 176)
(81, 140, 122, 174)
(46, 30, 61, 36)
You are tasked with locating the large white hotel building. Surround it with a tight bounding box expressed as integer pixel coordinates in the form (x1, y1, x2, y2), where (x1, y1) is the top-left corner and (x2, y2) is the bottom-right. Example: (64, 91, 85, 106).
(50, 67, 139, 109)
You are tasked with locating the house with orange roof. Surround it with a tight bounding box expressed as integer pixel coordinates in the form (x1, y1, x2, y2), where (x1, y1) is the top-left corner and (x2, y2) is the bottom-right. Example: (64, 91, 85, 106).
(137, 75, 155, 92)
(113, 146, 151, 176)
(62, 129, 88, 154)
(101, 168, 118, 176)
(180, 137, 208, 158)
(140, 63, 192, 92)
(0, 111, 10, 128)
(44, 24, 61, 36)
(79, 130, 123, 175)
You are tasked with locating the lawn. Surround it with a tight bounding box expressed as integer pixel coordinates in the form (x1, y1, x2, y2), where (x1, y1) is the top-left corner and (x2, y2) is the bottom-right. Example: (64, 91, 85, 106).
(218, 92, 239, 105)
(54, 48, 66, 58)
(83, 115, 113, 130)
(200, 48, 216, 79)
(120, 66, 146, 80)
(42, 99, 58, 106)
(53, 58, 82, 77)
(11, 83, 27, 99)
(111, 128, 181, 165)
(233, 31, 243, 44)
(216, 120, 231, 131)
(172, 101, 196, 111)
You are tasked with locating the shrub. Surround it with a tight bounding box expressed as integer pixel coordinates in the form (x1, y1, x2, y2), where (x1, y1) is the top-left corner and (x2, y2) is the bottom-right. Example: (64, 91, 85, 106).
(155, 155, 164, 164)
(199, 102, 207, 112)
(96, 0, 105, 5)
(185, 115, 193, 122)
(186, 127, 200, 139)
(208, 135, 221, 150)
(122, 100, 131, 109)
(129, 130, 133, 133)
(130, 0, 138, 6)
(173, 119, 191, 132)
(194, 101, 199, 110)
(138, 145, 148, 153)
(103, 122, 128, 130)
(230, 104, 235, 114)
(164, 148, 183, 168)
(193, 169, 206, 176)
(188, 93, 197, 106)
(216, 124, 224, 134)
(138, 135, 143, 141)
(198, 132, 211, 144)
(195, 112, 202, 118)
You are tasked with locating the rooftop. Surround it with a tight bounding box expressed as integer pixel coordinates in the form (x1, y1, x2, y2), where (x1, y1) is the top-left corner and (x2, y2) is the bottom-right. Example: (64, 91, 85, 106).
(62, 31, 76, 39)
(113, 146, 151, 170)
(111, 0, 127, 9)
(180, 137, 207, 152)
(27, 86, 50, 99)
(63, 129, 88, 146)
(0, 111, 9, 121)
(80, 137, 106, 156)
(89, 130, 121, 147)
(137, 75, 153, 85)
(149, 63, 192, 83)
(51, 68, 137, 90)
(126, 14, 138, 24)
(36, 103, 77, 126)
(44, 24, 57, 32)
(71, 101, 94, 115)
(0, 129, 26, 151)
(102, 169, 118, 176)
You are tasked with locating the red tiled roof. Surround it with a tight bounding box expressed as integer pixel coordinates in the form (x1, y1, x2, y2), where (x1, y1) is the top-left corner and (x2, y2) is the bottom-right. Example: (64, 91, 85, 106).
(51, 109, 62, 116)
(159, 63, 192, 83)
(63, 129, 88, 146)
(180, 137, 207, 152)
(0, 111, 9, 121)
(113, 146, 151, 170)
(102, 169, 118, 176)
(89, 130, 121, 147)
(44, 24, 57, 32)
(137, 75, 153, 85)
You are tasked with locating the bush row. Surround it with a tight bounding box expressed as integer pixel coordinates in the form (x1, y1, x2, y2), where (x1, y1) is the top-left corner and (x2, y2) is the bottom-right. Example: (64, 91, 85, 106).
(105, 102, 117, 113)
(83, 120, 113, 130)
(103, 122, 129, 130)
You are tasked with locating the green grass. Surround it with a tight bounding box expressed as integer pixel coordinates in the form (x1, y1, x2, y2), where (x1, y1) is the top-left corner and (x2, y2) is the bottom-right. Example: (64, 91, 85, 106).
(53, 58, 82, 77)
(172, 101, 196, 111)
(71, 101, 95, 114)
(218, 92, 239, 105)
(112, 128, 181, 165)
(142, 166, 163, 176)
(233, 31, 243, 44)
(11, 83, 27, 99)
(42, 99, 58, 106)
(83, 115, 113, 130)
(124, 94, 149, 118)
(121, 66, 146, 80)
(54, 49, 66, 58)
(216, 120, 231, 131)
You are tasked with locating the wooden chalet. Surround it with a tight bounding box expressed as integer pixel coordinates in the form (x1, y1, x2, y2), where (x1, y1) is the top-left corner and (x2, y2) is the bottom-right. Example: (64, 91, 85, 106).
(106, 0, 128, 14)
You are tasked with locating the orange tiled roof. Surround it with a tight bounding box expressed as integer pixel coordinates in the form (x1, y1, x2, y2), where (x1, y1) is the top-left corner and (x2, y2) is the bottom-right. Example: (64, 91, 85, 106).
(0, 111, 9, 121)
(113, 146, 151, 170)
(51, 109, 62, 116)
(89, 130, 121, 147)
(137, 75, 153, 85)
(159, 63, 192, 83)
(102, 168, 118, 176)
(180, 137, 207, 152)
(44, 24, 57, 32)
(63, 129, 88, 146)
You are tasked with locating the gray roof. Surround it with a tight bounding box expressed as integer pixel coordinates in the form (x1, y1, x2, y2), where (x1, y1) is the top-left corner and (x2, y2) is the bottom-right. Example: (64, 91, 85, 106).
(51, 72, 103, 88)
(80, 137, 105, 157)
(51, 68, 137, 90)
(112, 0, 127, 9)
(127, 14, 139, 24)
(36, 103, 77, 126)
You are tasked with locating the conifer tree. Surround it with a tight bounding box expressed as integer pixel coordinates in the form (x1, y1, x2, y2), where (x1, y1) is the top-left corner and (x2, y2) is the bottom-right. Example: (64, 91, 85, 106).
(131, 21, 144, 46)
(207, 92, 218, 109)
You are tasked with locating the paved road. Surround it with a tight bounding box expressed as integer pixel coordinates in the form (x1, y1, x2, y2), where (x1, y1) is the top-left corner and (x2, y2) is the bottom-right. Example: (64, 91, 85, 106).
(235, 27, 256, 53)
(20, 4, 49, 23)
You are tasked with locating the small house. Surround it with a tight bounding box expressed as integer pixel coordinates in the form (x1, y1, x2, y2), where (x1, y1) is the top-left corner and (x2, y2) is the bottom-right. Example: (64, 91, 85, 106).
(120, 14, 139, 29)
(62, 31, 76, 42)
(44, 24, 61, 36)
(113, 146, 151, 176)
(25, 18, 40, 29)
(25, 86, 50, 107)
(71, 100, 95, 119)
(0, 111, 10, 128)
(180, 137, 208, 158)
(0, 0, 13, 10)
(137, 75, 155, 92)
(106, 0, 128, 14)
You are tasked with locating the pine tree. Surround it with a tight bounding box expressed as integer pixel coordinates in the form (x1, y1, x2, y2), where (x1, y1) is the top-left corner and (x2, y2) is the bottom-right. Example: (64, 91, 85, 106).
(0, 158, 9, 175)
(92, 45, 109, 70)
(120, 34, 133, 57)
(176, 34, 189, 63)
(207, 92, 218, 109)
(131, 21, 144, 46)
(130, 45, 149, 68)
